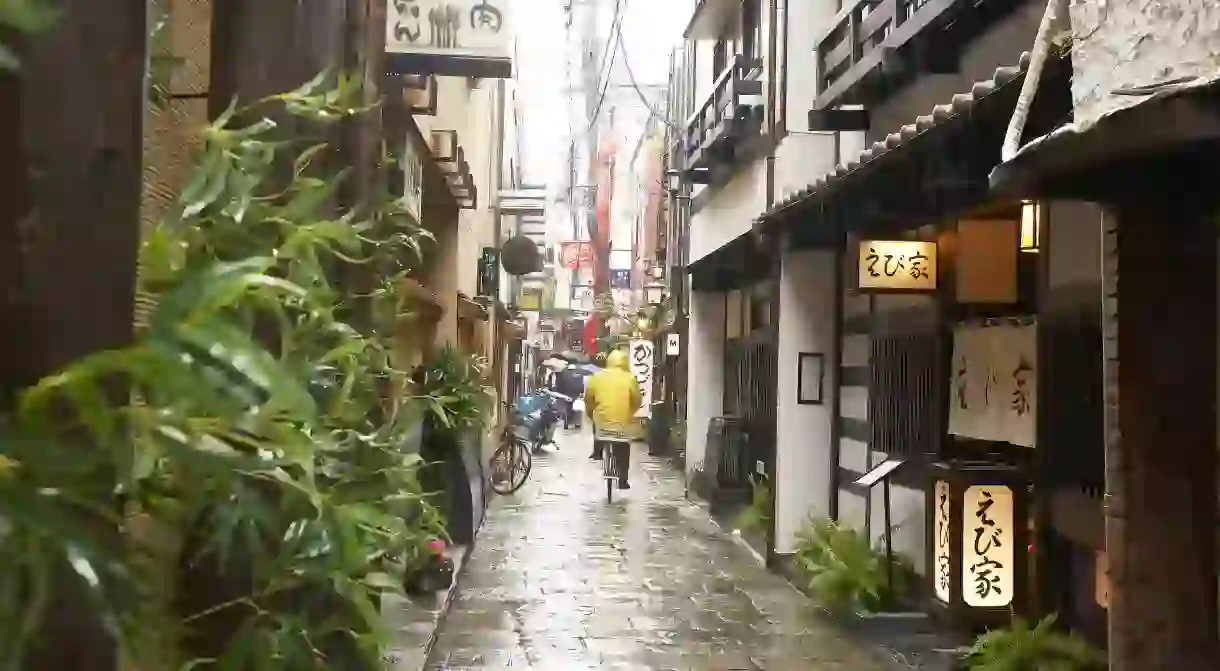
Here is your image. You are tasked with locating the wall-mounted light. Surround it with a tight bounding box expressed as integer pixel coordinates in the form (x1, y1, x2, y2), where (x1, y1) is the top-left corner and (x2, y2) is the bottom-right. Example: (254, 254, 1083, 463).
(663, 168, 683, 195)
(644, 282, 665, 306)
(1020, 200, 1040, 253)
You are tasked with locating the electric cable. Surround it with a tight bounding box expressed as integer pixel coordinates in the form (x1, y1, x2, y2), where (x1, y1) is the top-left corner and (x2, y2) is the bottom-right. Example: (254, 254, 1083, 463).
(614, 26, 674, 130)
(583, 0, 623, 133)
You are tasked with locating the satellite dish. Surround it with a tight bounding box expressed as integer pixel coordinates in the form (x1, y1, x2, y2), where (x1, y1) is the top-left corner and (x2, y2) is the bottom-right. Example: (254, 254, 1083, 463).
(500, 235, 543, 276)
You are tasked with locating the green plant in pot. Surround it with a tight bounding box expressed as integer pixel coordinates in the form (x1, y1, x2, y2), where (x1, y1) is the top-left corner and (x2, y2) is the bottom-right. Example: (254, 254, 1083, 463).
(403, 537, 455, 595)
(412, 346, 493, 434)
(732, 473, 771, 535)
(962, 614, 1106, 671)
(793, 517, 915, 616)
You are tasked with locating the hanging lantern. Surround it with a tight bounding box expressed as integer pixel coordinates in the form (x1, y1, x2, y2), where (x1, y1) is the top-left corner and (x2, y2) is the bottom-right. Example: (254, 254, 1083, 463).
(500, 235, 543, 276)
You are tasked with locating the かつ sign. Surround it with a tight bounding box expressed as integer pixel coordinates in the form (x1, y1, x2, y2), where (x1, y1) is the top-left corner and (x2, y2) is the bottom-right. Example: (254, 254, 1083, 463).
(857, 240, 937, 291)
(628, 339, 654, 419)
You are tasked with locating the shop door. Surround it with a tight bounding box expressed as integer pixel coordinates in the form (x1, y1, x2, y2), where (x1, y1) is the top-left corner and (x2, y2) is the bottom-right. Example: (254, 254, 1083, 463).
(724, 328, 777, 480)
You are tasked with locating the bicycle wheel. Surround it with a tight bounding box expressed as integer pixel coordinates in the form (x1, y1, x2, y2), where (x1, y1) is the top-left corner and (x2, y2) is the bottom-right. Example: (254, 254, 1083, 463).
(489, 439, 532, 495)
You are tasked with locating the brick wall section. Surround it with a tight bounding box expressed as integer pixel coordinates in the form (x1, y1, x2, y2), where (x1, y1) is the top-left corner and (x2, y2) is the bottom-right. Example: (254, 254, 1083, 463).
(1103, 195, 1219, 670)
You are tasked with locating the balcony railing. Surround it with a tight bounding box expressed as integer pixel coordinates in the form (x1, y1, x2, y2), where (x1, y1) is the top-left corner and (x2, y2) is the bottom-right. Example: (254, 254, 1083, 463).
(814, 0, 963, 111)
(682, 54, 763, 171)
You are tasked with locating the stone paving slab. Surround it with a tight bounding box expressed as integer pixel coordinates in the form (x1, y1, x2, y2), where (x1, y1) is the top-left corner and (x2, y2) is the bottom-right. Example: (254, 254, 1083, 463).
(424, 429, 887, 670)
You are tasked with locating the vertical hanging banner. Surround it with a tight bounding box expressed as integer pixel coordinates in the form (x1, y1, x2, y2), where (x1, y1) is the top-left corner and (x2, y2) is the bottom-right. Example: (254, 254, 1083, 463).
(948, 323, 1037, 447)
(628, 339, 655, 419)
(385, 1, 514, 78)
(962, 485, 1015, 608)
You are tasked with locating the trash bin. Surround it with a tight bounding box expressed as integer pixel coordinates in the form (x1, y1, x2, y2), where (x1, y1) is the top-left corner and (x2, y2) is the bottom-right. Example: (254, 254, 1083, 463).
(647, 401, 669, 456)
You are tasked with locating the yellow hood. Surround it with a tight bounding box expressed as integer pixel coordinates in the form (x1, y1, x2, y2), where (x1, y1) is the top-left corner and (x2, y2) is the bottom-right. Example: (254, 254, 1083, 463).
(605, 350, 629, 371)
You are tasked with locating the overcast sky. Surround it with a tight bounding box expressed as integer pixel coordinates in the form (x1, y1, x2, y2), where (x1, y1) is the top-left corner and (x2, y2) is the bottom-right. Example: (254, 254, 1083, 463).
(513, 0, 693, 185)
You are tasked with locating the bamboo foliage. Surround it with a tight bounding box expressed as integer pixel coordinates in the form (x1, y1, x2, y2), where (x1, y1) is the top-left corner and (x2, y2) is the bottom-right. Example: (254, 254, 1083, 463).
(0, 72, 446, 670)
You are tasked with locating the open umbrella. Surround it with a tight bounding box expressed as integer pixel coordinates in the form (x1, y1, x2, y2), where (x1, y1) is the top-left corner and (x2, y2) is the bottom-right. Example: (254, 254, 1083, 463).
(553, 349, 591, 365)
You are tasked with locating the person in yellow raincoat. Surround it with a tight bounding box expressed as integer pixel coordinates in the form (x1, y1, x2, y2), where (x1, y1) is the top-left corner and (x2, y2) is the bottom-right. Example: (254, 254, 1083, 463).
(584, 349, 642, 489)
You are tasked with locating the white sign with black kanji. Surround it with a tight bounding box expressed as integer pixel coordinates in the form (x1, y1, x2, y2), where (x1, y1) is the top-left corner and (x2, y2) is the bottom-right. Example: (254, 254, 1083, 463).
(628, 339, 654, 419)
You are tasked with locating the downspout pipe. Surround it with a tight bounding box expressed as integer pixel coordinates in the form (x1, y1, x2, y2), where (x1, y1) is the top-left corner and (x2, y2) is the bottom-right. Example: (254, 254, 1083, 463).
(1001, 0, 1069, 162)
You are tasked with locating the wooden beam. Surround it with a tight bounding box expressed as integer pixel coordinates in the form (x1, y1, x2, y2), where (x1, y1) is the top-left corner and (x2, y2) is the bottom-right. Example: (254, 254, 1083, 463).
(808, 108, 870, 132)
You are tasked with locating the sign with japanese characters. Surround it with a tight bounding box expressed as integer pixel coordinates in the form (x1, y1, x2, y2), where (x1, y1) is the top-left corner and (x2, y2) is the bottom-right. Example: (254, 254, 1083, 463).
(857, 240, 937, 292)
(628, 339, 654, 419)
(962, 485, 1014, 608)
(385, 1, 513, 78)
(949, 323, 1037, 447)
(933, 480, 952, 603)
(561, 242, 593, 269)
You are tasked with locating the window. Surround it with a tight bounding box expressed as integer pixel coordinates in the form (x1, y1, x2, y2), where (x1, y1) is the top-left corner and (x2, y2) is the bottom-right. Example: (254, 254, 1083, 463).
(742, 0, 761, 64)
(713, 38, 728, 77)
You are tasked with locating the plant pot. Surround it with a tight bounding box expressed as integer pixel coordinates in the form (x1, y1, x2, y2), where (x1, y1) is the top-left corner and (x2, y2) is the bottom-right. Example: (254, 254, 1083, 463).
(403, 555, 455, 595)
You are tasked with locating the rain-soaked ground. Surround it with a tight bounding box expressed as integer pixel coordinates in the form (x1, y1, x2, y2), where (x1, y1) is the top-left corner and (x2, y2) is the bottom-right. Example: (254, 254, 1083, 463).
(424, 428, 885, 670)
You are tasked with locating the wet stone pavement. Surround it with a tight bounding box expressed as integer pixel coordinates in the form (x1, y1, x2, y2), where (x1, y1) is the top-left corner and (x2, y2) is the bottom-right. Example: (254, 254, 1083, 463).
(424, 429, 884, 670)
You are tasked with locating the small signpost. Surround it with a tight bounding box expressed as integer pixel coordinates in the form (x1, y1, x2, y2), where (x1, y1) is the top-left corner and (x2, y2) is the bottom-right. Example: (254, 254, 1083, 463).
(854, 459, 907, 598)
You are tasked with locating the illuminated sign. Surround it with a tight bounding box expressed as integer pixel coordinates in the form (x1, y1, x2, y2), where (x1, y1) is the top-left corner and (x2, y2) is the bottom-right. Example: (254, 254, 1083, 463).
(962, 485, 1014, 608)
(857, 240, 937, 291)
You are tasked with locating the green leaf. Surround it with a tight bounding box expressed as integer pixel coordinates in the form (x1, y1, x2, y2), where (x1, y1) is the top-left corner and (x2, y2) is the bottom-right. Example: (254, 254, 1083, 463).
(361, 571, 400, 591)
(0, 43, 20, 71)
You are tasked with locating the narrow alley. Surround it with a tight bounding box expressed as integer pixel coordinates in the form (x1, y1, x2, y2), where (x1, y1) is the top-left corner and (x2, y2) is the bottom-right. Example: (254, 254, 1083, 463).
(423, 431, 884, 670)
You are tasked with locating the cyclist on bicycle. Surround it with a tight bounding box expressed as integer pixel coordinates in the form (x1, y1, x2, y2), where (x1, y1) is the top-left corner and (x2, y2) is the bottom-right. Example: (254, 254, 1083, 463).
(584, 350, 641, 489)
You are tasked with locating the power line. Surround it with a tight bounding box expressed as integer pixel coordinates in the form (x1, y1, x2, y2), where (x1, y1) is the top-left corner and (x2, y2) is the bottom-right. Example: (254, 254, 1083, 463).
(613, 9, 675, 130)
(584, 0, 624, 133)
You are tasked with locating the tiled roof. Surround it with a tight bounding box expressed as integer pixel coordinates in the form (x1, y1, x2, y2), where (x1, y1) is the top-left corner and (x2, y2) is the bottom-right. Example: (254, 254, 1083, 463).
(758, 51, 1033, 226)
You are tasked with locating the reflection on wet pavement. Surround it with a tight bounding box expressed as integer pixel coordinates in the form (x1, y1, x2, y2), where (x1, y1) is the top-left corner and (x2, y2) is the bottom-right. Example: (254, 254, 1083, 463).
(425, 430, 883, 670)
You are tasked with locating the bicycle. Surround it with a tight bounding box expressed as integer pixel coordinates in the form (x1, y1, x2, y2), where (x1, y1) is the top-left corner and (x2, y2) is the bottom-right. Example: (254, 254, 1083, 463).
(599, 431, 631, 503)
(488, 402, 533, 495)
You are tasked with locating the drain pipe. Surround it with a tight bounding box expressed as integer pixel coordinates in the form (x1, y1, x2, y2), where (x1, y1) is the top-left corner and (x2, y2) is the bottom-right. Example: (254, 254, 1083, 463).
(1001, 0, 1069, 162)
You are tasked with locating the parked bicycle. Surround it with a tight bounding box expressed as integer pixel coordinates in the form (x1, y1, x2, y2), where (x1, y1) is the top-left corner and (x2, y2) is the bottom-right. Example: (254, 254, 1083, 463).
(488, 401, 532, 495)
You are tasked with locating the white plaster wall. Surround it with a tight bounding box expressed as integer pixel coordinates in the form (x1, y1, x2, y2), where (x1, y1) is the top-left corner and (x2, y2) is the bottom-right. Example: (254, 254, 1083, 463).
(689, 159, 769, 263)
(774, 131, 838, 204)
(686, 291, 727, 477)
(1070, 0, 1220, 126)
(785, 0, 838, 133)
(774, 249, 836, 554)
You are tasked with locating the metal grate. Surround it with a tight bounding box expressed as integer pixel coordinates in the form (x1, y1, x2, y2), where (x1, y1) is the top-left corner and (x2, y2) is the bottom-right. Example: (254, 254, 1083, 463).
(869, 331, 943, 458)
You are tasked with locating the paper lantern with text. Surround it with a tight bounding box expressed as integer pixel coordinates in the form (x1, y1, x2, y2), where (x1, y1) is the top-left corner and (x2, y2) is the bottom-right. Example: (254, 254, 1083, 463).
(500, 235, 542, 276)
(927, 461, 1031, 632)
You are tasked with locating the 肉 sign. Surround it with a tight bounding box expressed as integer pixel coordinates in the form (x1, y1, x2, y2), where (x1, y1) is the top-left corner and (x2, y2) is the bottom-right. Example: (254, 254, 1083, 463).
(385, 1, 514, 78)
(857, 240, 937, 292)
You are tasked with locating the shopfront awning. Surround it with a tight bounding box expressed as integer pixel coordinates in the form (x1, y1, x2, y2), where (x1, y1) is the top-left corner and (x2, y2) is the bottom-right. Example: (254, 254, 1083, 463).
(990, 74, 1220, 200)
(756, 50, 1072, 240)
(686, 229, 774, 292)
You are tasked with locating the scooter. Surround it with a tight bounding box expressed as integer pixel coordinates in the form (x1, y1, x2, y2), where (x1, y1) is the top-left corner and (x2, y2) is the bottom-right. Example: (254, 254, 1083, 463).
(512, 390, 570, 453)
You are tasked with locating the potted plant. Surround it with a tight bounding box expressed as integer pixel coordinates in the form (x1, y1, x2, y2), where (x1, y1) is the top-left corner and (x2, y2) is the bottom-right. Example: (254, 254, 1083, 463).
(962, 615, 1106, 670)
(793, 517, 916, 616)
(403, 538, 455, 595)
